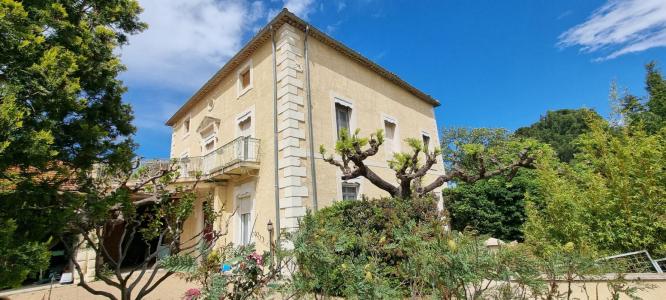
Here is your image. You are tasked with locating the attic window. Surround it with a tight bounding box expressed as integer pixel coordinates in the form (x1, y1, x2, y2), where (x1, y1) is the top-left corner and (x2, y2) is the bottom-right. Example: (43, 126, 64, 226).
(184, 118, 191, 134)
(240, 69, 250, 89)
(237, 61, 253, 97)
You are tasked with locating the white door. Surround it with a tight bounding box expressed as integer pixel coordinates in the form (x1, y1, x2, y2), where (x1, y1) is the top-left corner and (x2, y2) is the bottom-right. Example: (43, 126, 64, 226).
(201, 135, 216, 174)
(236, 194, 253, 245)
(237, 117, 252, 161)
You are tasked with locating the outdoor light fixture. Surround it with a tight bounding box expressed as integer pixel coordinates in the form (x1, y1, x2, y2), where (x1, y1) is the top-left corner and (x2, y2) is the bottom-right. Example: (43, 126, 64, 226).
(267, 220, 275, 268)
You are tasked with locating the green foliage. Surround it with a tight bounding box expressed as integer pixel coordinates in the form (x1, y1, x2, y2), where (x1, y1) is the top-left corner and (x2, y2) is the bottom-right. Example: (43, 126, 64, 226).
(290, 195, 654, 299)
(524, 120, 666, 256)
(444, 169, 540, 241)
(0, 0, 145, 284)
(0, 219, 50, 288)
(290, 197, 555, 299)
(164, 243, 278, 300)
(515, 108, 603, 162)
(618, 62, 666, 133)
(440, 127, 551, 242)
(441, 127, 549, 176)
(291, 197, 442, 298)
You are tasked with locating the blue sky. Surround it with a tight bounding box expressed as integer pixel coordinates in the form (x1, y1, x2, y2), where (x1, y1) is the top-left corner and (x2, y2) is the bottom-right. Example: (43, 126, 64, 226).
(120, 0, 666, 158)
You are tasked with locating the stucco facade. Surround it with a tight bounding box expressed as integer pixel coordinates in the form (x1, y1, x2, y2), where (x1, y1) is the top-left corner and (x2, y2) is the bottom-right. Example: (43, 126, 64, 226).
(166, 10, 445, 252)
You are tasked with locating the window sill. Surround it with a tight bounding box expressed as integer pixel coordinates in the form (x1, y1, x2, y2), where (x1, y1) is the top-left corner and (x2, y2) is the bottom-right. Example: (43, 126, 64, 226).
(237, 85, 253, 99)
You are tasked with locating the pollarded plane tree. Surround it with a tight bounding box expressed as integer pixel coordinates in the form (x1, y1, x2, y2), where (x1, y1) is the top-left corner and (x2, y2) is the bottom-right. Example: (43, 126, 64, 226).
(320, 128, 542, 199)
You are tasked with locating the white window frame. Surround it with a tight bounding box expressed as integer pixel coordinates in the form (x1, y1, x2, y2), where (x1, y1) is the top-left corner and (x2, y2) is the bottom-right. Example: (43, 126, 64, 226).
(201, 134, 216, 154)
(336, 167, 363, 201)
(381, 114, 400, 160)
(236, 60, 253, 98)
(421, 131, 431, 152)
(233, 181, 256, 246)
(330, 94, 356, 145)
(182, 115, 191, 140)
(420, 129, 441, 171)
(341, 181, 360, 201)
(235, 106, 256, 138)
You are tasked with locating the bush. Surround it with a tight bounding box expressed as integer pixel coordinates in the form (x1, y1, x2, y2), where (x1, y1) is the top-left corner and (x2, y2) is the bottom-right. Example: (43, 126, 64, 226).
(290, 197, 547, 299)
(290, 197, 441, 298)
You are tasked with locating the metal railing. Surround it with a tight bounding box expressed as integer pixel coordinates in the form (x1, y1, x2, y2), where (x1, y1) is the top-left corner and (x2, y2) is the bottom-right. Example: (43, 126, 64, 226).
(141, 137, 260, 180)
(185, 136, 260, 178)
(601, 250, 664, 273)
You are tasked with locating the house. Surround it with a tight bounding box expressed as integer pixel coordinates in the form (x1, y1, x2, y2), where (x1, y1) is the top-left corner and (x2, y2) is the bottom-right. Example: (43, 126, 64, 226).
(166, 9, 445, 251)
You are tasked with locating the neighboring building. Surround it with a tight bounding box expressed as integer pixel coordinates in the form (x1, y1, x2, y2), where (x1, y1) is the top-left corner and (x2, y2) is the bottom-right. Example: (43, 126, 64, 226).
(165, 9, 445, 251)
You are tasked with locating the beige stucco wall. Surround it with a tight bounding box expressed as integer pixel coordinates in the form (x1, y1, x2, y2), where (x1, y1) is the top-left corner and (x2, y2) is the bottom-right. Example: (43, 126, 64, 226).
(305, 29, 445, 210)
(171, 23, 443, 253)
(170, 38, 278, 253)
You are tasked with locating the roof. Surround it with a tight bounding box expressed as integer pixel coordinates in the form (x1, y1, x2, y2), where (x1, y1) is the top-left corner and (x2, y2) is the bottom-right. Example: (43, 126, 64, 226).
(165, 9, 440, 126)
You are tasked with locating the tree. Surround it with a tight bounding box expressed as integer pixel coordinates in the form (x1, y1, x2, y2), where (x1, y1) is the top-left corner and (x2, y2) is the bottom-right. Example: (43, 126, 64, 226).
(320, 128, 544, 199)
(515, 109, 603, 162)
(0, 0, 145, 286)
(61, 160, 219, 300)
(618, 61, 666, 133)
(524, 119, 666, 256)
(444, 169, 538, 242)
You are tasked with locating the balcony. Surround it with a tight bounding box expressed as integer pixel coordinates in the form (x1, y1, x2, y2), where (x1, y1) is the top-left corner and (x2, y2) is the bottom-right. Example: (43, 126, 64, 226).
(140, 137, 260, 183)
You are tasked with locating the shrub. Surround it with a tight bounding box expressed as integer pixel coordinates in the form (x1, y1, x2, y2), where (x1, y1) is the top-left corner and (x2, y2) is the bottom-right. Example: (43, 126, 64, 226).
(290, 197, 548, 299)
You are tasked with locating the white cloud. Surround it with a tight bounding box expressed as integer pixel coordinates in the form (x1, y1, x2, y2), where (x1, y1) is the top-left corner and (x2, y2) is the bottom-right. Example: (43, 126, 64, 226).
(559, 0, 666, 60)
(121, 0, 318, 133)
(268, 0, 315, 20)
(121, 0, 268, 90)
(122, 0, 318, 91)
(283, 0, 315, 18)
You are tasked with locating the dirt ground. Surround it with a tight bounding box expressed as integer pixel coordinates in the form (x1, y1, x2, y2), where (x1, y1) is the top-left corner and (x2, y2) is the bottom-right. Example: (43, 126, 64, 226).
(0, 272, 196, 300)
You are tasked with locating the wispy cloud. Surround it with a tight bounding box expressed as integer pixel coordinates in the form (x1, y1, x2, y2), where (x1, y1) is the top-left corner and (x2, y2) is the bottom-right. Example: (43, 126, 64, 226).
(337, 1, 347, 12)
(559, 0, 666, 60)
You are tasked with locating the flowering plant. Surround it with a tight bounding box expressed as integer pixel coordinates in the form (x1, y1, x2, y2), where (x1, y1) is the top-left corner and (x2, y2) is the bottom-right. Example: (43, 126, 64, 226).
(183, 288, 201, 300)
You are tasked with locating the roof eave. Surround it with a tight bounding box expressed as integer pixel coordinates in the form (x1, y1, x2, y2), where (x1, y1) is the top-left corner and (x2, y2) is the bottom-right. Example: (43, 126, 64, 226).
(165, 9, 439, 126)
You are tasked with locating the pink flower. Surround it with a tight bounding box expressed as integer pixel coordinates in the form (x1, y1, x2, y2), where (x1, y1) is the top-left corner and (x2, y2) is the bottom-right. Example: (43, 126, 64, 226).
(184, 288, 201, 300)
(248, 252, 264, 265)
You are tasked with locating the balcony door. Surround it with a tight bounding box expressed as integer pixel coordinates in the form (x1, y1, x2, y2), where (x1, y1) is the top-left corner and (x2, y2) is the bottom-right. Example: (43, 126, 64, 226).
(201, 134, 216, 174)
(236, 116, 252, 161)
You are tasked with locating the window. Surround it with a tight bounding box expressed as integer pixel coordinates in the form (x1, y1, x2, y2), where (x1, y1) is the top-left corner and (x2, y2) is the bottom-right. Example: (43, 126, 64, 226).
(237, 62, 252, 97)
(240, 69, 251, 90)
(341, 182, 359, 200)
(384, 120, 397, 156)
(183, 118, 190, 135)
(335, 103, 351, 138)
(238, 117, 252, 137)
(237, 193, 252, 246)
(240, 213, 250, 246)
(203, 137, 215, 153)
(422, 134, 431, 152)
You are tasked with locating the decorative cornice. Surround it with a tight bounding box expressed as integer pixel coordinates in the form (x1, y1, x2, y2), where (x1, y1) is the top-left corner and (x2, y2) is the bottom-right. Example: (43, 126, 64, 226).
(165, 9, 440, 126)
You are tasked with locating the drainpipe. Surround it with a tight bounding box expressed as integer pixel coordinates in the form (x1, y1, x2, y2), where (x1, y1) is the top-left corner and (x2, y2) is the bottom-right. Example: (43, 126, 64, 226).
(304, 25, 319, 211)
(270, 25, 281, 249)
